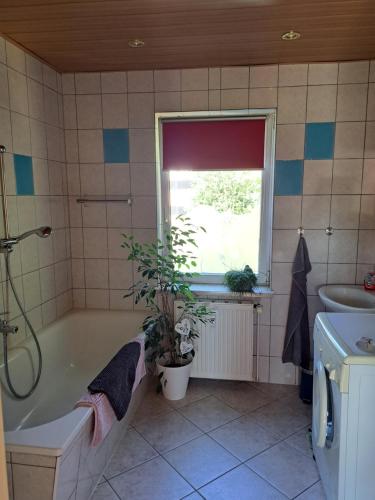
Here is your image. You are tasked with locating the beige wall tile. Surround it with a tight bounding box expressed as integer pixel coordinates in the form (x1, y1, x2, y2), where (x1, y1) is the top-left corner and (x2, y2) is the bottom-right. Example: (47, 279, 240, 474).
(82, 203, 106, 227)
(5, 41, 26, 73)
(181, 68, 208, 91)
(306, 85, 337, 122)
(278, 64, 308, 86)
(154, 69, 180, 91)
(358, 230, 375, 263)
(12, 464, 55, 500)
(109, 259, 133, 289)
(106, 202, 132, 227)
(209, 68, 220, 89)
(130, 164, 156, 196)
(336, 84, 368, 121)
(365, 121, 375, 158)
(271, 262, 292, 294)
(128, 92, 154, 128)
(155, 91, 181, 112)
(273, 196, 301, 229)
(302, 195, 331, 229)
(0, 63, 9, 109)
(108, 228, 130, 258)
(8, 69, 28, 115)
(105, 164, 130, 195)
(0, 107, 12, 152)
(86, 288, 109, 308)
(330, 195, 361, 228)
(83, 228, 108, 259)
(101, 71, 127, 93)
(360, 195, 375, 229)
(277, 86, 306, 124)
(327, 263, 356, 284)
(128, 70, 153, 92)
(370, 61, 375, 82)
(110, 289, 133, 310)
(269, 358, 296, 385)
(44, 87, 59, 127)
(276, 124, 305, 160)
(129, 129, 155, 163)
(367, 83, 375, 120)
(307, 263, 327, 295)
(84, 258, 108, 287)
(27, 79, 44, 121)
(11, 112, 31, 155)
(131, 196, 157, 228)
(334, 122, 365, 158)
(63, 95, 77, 129)
(62, 73, 75, 94)
(308, 63, 338, 85)
(328, 230, 358, 263)
(80, 163, 105, 195)
(75, 72, 101, 94)
(77, 130, 103, 163)
(362, 159, 375, 193)
(272, 230, 299, 262)
(220, 89, 248, 109)
(30, 119, 47, 159)
(76, 94, 102, 129)
(43, 65, 58, 90)
(270, 294, 289, 326)
(65, 130, 79, 162)
(338, 61, 369, 84)
(209, 90, 220, 110)
(181, 90, 208, 111)
(303, 160, 332, 195)
(221, 66, 249, 89)
(250, 65, 278, 88)
(249, 88, 277, 108)
(332, 159, 363, 194)
(102, 93, 128, 128)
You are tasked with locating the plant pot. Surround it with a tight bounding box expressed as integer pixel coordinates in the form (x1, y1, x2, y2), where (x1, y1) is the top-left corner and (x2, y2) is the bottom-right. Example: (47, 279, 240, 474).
(156, 356, 193, 400)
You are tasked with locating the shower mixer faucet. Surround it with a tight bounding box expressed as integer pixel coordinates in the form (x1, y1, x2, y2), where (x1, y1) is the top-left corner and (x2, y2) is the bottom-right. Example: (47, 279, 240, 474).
(0, 317, 18, 335)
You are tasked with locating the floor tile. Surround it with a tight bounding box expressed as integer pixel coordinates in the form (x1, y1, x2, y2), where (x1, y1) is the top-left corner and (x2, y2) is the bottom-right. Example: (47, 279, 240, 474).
(295, 481, 326, 499)
(134, 410, 202, 453)
(253, 382, 299, 400)
(109, 456, 193, 500)
(285, 427, 313, 458)
(199, 465, 287, 500)
(209, 414, 279, 461)
(179, 396, 241, 432)
(91, 481, 120, 500)
(183, 493, 204, 499)
(214, 381, 271, 413)
(247, 442, 319, 499)
(164, 435, 240, 489)
(169, 378, 218, 409)
(250, 400, 310, 439)
(104, 428, 158, 479)
(131, 388, 172, 424)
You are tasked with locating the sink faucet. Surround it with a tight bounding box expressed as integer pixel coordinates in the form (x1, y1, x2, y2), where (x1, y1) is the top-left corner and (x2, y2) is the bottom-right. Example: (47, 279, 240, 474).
(0, 317, 18, 335)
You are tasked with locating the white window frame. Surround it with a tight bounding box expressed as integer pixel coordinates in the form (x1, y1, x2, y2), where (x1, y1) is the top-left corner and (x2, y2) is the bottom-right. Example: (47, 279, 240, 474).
(155, 109, 276, 286)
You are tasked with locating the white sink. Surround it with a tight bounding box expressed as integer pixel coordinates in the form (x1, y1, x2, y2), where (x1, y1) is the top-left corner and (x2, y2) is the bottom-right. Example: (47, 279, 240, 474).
(318, 285, 375, 313)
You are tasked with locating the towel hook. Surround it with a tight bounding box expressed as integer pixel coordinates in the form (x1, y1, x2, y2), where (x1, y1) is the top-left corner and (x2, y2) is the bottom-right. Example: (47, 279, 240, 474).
(325, 226, 334, 236)
(297, 227, 304, 236)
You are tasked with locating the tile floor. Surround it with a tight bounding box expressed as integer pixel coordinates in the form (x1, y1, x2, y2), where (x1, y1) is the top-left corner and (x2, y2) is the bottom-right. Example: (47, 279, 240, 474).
(92, 379, 326, 500)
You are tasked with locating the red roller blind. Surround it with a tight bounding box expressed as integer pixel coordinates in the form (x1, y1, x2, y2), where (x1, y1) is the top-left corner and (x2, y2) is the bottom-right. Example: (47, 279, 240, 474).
(162, 118, 265, 171)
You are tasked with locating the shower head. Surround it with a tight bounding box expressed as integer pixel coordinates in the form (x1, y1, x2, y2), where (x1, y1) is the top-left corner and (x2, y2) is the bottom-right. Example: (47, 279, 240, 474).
(16, 226, 52, 242)
(0, 226, 52, 252)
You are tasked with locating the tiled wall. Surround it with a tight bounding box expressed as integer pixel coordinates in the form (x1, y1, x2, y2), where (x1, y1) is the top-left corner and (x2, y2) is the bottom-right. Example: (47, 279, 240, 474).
(0, 37, 72, 351)
(64, 61, 375, 384)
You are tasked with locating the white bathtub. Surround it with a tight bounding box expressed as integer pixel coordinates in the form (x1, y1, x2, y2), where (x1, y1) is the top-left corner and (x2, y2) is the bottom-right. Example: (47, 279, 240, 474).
(1, 309, 148, 500)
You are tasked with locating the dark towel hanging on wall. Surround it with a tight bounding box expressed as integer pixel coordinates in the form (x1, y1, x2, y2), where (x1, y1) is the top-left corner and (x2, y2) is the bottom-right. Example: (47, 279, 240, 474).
(282, 235, 312, 370)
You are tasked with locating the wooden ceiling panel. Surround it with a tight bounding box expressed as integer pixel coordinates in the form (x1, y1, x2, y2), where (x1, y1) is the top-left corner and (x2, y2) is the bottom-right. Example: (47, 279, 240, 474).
(0, 0, 374, 72)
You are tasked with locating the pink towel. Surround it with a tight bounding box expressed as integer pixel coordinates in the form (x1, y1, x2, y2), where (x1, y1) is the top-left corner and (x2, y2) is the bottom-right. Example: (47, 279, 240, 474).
(76, 335, 146, 446)
(132, 334, 147, 392)
(75, 392, 116, 446)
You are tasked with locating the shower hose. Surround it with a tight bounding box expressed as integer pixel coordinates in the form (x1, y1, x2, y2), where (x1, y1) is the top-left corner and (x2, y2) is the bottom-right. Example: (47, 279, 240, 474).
(2, 252, 42, 399)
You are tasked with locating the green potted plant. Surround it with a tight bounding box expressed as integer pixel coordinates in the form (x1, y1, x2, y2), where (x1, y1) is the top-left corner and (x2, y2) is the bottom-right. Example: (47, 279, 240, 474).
(224, 265, 257, 293)
(122, 216, 213, 400)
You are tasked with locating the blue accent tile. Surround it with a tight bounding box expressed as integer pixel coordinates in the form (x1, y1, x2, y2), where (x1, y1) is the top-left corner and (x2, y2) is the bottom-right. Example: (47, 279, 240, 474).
(103, 129, 129, 163)
(14, 154, 34, 195)
(305, 122, 335, 160)
(274, 160, 304, 196)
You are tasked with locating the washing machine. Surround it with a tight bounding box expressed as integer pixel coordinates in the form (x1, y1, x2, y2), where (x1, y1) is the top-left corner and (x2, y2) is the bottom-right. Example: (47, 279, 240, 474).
(312, 313, 375, 500)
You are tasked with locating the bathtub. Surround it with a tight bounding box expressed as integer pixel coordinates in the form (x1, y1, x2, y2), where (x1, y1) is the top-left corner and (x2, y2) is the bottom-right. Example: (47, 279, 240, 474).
(1, 309, 149, 500)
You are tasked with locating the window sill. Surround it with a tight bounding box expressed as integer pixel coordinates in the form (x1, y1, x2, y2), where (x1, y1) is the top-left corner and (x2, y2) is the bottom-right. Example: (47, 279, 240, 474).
(189, 283, 273, 300)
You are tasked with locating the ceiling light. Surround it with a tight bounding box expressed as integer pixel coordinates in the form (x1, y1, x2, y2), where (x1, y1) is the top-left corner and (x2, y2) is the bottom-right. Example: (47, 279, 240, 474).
(281, 30, 301, 41)
(128, 39, 145, 48)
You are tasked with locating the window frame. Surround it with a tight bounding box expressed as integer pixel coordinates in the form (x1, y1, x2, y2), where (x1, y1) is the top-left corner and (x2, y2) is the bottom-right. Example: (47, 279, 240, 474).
(155, 109, 276, 286)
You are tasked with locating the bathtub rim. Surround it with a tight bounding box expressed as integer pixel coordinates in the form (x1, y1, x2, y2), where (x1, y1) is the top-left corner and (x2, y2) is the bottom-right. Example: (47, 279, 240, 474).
(3, 307, 148, 456)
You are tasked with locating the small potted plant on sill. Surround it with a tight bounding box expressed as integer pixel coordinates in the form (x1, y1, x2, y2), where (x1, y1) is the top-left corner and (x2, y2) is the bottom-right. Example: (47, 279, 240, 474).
(122, 216, 213, 400)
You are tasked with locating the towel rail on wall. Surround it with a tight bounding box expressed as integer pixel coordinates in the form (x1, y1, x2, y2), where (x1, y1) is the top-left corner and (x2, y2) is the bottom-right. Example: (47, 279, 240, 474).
(76, 197, 132, 205)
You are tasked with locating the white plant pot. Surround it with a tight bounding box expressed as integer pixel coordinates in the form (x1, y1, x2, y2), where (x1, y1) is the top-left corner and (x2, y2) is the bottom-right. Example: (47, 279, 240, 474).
(156, 357, 192, 400)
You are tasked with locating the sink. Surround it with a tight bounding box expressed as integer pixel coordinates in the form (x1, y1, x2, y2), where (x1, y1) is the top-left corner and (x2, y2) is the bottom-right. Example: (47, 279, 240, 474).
(318, 285, 375, 313)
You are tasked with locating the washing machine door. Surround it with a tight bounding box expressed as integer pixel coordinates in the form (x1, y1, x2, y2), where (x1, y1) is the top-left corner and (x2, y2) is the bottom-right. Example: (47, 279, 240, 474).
(313, 359, 328, 448)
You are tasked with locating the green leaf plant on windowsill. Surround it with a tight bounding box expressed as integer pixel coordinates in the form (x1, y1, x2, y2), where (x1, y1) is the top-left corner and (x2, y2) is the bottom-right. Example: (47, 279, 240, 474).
(224, 265, 257, 293)
(121, 215, 214, 401)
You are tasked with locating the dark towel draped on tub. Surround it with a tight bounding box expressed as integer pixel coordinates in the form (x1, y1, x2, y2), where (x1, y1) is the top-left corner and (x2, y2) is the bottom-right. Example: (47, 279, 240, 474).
(282, 236, 312, 370)
(88, 342, 140, 420)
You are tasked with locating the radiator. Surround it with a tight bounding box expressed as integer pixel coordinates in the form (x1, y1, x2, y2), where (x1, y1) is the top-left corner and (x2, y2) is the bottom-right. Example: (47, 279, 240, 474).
(175, 301, 254, 381)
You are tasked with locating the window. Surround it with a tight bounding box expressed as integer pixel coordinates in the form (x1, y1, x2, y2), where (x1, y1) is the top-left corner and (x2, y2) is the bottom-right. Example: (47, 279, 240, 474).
(156, 111, 275, 285)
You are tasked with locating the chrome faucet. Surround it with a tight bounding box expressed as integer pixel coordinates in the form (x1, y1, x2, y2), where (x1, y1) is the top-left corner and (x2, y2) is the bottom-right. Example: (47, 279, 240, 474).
(0, 317, 18, 335)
